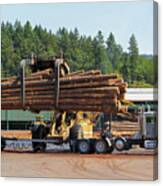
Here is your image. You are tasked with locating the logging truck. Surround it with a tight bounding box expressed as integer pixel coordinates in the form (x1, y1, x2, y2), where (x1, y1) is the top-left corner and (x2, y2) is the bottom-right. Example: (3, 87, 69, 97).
(29, 109, 157, 153)
(1, 57, 157, 153)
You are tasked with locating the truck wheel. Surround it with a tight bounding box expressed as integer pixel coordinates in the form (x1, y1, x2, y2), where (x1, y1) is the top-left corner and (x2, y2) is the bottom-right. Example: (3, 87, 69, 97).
(94, 139, 107, 154)
(1, 137, 6, 151)
(31, 125, 47, 152)
(77, 140, 90, 154)
(114, 138, 126, 151)
(107, 145, 114, 153)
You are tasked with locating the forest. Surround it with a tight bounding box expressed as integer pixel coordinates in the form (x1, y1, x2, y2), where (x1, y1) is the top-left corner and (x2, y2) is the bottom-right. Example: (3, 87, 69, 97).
(1, 21, 157, 87)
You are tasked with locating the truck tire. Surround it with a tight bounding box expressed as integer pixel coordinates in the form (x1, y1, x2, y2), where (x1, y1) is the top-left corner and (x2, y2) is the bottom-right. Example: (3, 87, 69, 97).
(77, 140, 91, 154)
(1, 136, 6, 151)
(69, 124, 82, 152)
(107, 145, 114, 153)
(31, 125, 47, 152)
(94, 139, 107, 154)
(114, 138, 126, 151)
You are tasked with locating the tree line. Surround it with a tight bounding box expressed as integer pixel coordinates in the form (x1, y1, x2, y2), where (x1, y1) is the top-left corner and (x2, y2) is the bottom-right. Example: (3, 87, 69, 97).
(1, 21, 157, 87)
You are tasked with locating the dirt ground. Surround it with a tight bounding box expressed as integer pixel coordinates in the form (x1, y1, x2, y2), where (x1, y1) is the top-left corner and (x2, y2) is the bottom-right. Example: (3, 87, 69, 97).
(1, 152, 157, 180)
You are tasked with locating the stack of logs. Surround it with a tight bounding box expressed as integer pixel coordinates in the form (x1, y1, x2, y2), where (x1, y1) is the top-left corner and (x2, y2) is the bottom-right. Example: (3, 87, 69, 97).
(1, 69, 127, 113)
(111, 121, 140, 136)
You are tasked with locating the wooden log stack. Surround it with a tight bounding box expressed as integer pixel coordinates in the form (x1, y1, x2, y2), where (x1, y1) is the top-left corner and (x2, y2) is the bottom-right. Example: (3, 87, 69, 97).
(1, 69, 127, 113)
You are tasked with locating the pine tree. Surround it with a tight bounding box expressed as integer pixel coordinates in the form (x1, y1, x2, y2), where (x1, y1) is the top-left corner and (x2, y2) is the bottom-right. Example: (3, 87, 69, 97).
(1, 22, 15, 76)
(119, 52, 131, 82)
(92, 31, 110, 74)
(1, 21, 155, 88)
(128, 34, 139, 83)
(106, 32, 123, 71)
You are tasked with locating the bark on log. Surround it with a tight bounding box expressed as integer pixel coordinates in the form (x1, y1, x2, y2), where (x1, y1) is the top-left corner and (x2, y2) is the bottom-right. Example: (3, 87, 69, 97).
(1, 68, 127, 113)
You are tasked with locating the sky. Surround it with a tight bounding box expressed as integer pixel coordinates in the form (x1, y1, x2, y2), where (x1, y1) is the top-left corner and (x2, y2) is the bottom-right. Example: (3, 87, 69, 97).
(1, 0, 154, 54)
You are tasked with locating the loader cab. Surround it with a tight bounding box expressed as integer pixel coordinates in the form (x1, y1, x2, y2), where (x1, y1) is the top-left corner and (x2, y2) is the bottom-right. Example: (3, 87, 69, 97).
(49, 111, 77, 140)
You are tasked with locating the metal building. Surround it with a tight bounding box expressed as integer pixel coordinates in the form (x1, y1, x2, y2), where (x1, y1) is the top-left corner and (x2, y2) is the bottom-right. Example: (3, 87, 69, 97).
(125, 88, 158, 103)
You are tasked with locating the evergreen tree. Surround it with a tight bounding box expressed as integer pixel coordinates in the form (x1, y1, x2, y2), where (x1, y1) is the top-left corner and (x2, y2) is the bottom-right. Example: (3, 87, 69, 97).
(106, 33, 123, 70)
(128, 34, 139, 83)
(1, 22, 15, 76)
(1, 21, 155, 87)
(119, 52, 131, 82)
(92, 31, 110, 73)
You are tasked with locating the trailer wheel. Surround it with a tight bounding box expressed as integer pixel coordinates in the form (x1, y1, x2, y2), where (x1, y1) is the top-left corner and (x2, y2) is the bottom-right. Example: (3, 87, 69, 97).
(31, 125, 47, 152)
(94, 139, 107, 154)
(114, 138, 126, 151)
(107, 145, 114, 153)
(77, 140, 91, 154)
(1, 137, 6, 151)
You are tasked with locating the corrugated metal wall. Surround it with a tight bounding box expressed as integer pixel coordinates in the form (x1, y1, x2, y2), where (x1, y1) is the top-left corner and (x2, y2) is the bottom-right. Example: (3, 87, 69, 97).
(1, 110, 51, 121)
(1, 110, 52, 130)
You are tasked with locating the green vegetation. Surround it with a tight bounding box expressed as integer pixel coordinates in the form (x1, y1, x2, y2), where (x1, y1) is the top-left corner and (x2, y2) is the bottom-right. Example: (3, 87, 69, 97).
(1, 21, 157, 87)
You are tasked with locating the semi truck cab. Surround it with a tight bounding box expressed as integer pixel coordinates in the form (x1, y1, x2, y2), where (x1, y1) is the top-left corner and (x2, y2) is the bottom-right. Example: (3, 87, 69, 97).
(139, 111, 157, 149)
(114, 110, 158, 151)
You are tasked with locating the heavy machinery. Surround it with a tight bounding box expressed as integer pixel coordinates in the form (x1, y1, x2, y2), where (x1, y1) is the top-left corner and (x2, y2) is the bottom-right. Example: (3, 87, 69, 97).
(30, 111, 114, 153)
(1, 56, 158, 153)
(1, 56, 115, 153)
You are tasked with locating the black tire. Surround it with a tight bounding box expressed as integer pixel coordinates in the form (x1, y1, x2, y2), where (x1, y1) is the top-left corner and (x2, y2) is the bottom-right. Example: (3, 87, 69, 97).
(107, 145, 114, 153)
(31, 125, 47, 152)
(77, 140, 91, 154)
(125, 143, 132, 150)
(69, 124, 82, 153)
(114, 138, 126, 151)
(94, 139, 107, 154)
(139, 142, 144, 148)
(1, 137, 6, 151)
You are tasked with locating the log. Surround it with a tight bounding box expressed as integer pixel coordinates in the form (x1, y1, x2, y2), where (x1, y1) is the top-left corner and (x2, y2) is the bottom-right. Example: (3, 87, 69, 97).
(61, 74, 120, 84)
(2, 97, 117, 106)
(1, 70, 105, 84)
(78, 70, 101, 76)
(2, 79, 123, 90)
(29, 68, 53, 77)
(65, 70, 101, 77)
(2, 103, 118, 113)
(65, 70, 84, 77)
(1, 68, 127, 113)
(1, 68, 54, 83)
(2, 92, 118, 100)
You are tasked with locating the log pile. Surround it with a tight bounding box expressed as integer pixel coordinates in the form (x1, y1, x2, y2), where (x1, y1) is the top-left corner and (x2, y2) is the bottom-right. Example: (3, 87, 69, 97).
(1, 69, 127, 113)
(111, 121, 140, 136)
